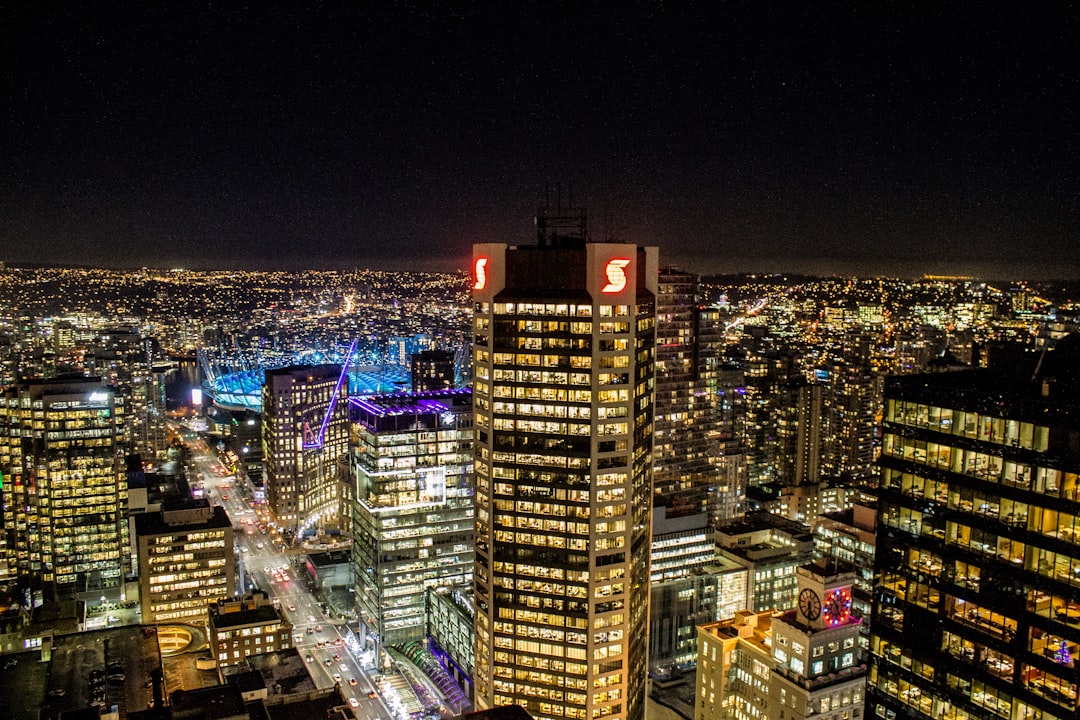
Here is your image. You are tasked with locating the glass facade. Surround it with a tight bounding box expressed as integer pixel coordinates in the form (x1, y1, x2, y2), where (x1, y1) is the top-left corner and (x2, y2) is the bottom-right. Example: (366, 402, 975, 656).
(869, 371, 1080, 719)
(0, 379, 129, 601)
(351, 389, 474, 650)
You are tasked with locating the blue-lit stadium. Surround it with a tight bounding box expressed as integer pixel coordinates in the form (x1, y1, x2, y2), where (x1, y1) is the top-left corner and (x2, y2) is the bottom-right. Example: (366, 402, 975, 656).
(199, 341, 463, 412)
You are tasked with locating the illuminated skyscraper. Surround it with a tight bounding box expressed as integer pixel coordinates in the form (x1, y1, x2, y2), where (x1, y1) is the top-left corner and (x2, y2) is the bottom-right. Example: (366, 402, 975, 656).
(262, 363, 351, 540)
(350, 388, 474, 652)
(869, 352, 1080, 720)
(653, 268, 725, 521)
(0, 378, 129, 603)
(471, 208, 657, 720)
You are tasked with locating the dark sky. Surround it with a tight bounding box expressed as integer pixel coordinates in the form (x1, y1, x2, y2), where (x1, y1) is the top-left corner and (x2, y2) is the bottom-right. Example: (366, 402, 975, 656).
(3, 3, 1078, 277)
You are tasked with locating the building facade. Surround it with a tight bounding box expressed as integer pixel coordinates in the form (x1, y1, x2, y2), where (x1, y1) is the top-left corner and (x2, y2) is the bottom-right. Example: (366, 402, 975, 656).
(696, 565, 866, 720)
(134, 497, 233, 623)
(350, 388, 474, 651)
(716, 512, 816, 613)
(261, 363, 351, 539)
(0, 378, 129, 603)
(208, 590, 293, 667)
(869, 367, 1080, 719)
(471, 210, 658, 720)
(653, 268, 724, 521)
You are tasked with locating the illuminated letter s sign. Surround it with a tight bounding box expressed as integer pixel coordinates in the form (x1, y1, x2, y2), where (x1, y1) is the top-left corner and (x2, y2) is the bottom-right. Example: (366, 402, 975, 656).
(474, 257, 488, 291)
(602, 258, 630, 293)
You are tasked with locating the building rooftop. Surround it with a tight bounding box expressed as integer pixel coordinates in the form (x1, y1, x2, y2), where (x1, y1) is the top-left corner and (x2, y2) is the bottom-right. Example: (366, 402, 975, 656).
(209, 592, 287, 630)
(306, 550, 350, 567)
(349, 387, 471, 417)
(169, 684, 247, 720)
(134, 503, 231, 536)
(244, 649, 318, 696)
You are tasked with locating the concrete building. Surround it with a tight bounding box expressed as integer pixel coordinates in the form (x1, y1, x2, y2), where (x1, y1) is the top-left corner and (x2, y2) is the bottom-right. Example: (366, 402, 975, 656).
(716, 512, 815, 613)
(471, 208, 658, 720)
(814, 502, 876, 634)
(695, 564, 866, 720)
(134, 497, 233, 623)
(208, 590, 293, 667)
(0, 378, 129, 603)
(350, 388, 474, 651)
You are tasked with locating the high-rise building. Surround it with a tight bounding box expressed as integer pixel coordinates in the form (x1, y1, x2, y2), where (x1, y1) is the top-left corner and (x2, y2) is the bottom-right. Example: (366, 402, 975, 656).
(0, 378, 129, 603)
(261, 363, 351, 539)
(653, 268, 726, 522)
(411, 350, 457, 393)
(134, 497, 233, 623)
(868, 356, 1080, 720)
(471, 208, 657, 720)
(350, 388, 474, 653)
(696, 564, 867, 720)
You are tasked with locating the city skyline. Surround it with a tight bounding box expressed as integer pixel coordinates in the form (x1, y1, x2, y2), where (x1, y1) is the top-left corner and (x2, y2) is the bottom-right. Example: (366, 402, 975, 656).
(3, 5, 1078, 279)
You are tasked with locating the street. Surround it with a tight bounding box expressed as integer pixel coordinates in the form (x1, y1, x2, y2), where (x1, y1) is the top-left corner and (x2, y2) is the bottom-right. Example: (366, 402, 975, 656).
(183, 430, 394, 720)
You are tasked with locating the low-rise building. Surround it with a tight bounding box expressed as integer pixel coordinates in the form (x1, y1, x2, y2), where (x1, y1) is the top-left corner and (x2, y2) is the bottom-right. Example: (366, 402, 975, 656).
(696, 563, 866, 720)
(208, 591, 293, 667)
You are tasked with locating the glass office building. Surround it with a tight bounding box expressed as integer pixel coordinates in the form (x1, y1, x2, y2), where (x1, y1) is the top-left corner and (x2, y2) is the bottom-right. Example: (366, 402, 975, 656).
(869, 362, 1080, 719)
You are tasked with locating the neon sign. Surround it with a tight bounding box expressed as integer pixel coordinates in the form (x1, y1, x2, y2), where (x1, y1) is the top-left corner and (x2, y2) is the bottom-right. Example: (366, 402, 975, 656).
(474, 257, 489, 290)
(602, 258, 630, 293)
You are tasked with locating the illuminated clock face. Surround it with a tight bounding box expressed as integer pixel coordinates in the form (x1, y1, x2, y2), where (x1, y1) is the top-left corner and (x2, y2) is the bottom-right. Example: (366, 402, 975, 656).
(798, 589, 821, 621)
(822, 588, 852, 625)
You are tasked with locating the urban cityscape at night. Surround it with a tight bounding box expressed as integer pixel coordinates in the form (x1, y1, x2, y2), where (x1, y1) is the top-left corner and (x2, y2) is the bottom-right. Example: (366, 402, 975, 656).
(3, 4, 1079, 720)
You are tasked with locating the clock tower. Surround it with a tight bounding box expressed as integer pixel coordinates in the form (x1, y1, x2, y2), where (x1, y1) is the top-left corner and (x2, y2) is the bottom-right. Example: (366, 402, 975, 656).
(795, 564, 855, 630)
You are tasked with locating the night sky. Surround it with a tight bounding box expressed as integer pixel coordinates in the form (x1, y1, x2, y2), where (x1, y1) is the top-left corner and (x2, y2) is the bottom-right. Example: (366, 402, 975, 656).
(3, 4, 1078, 278)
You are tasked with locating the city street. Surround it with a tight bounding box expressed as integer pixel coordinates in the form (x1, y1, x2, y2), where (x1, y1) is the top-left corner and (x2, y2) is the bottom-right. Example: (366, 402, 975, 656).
(182, 431, 392, 720)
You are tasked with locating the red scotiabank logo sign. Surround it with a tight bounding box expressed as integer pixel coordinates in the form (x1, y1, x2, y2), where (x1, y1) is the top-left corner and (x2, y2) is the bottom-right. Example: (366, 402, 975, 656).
(602, 258, 630, 293)
(474, 257, 488, 290)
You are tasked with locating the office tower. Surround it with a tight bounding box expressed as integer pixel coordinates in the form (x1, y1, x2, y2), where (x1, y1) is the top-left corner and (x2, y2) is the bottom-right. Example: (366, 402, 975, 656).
(261, 363, 351, 540)
(471, 208, 657, 720)
(696, 564, 867, 720)
(0, 378, 129, 603)
(134, 497, 233, 623)
(868, 356, 1080, 720)
(350, 388, 474, 653)
(412, 350, 457, 393)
